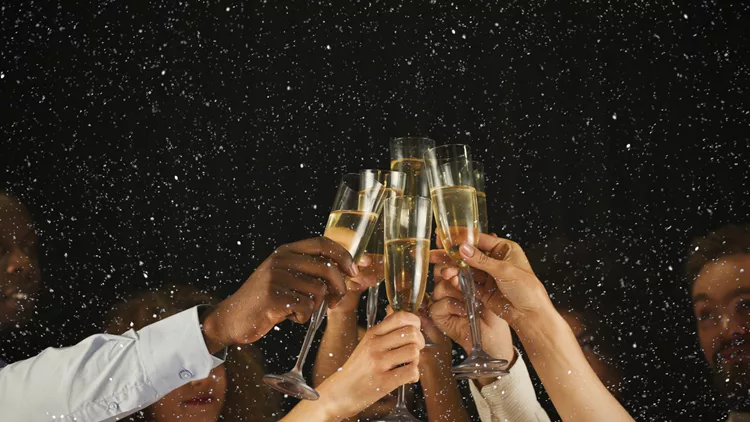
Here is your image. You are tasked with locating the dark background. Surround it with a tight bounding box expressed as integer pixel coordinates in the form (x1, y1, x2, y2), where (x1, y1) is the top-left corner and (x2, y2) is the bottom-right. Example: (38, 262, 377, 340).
(2, 0, 749, 420)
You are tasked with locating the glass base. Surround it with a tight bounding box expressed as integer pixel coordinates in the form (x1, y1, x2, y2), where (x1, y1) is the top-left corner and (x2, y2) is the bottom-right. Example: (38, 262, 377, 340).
(371, 407, 422, 422)
(263, 371, 320, 401)
(452, 350, 509, 377)
(454, 369, 509, 380)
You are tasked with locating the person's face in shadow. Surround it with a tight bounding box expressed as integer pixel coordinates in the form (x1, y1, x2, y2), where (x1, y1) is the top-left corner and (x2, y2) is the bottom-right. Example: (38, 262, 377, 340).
(0, 195, 41, 329)
(560, 310, 623, 398)
(693, 254, 750, 410)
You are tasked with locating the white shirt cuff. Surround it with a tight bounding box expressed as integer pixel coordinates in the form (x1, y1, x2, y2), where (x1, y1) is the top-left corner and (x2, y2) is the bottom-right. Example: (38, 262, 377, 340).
(136, 306, 225, 398)
(469, 348, 550, 422)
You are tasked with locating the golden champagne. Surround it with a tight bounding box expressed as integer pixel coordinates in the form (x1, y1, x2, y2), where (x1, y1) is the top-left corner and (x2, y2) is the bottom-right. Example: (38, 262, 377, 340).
(384, 238, 430, 313)
(390, 158, 427, 197)
(323, 210, 379, 261)
(430, 185, 479, 262)
(477, 191, 488, 234)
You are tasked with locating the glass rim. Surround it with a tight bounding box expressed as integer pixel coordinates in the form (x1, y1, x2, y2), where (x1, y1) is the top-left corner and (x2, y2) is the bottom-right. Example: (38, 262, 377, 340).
(337, 172, 384, 195)
(390, 136, 435, 143)
(426, 143, 472, 155)
(359, 169, 406, 178)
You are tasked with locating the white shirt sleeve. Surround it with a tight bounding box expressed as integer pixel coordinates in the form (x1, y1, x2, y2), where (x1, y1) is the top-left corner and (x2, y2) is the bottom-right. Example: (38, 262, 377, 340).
(469, 348, 551, 422)
(0, 306, 224, 422)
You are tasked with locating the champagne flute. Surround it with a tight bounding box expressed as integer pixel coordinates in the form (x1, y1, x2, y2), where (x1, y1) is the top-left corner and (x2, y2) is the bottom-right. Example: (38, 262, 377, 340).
(373, 195, 433, 422)
(263, 174, 387, 400)
(424, 144, 509, 378)
(389, 136, 441, 347)
(454, 161, 493, 381)
(473, 161, 489, 234)
(360, 170, 406, 330)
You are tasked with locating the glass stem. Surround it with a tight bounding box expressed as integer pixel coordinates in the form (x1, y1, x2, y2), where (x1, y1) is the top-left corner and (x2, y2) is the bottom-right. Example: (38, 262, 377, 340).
(293, 296, 328, 373)
(396, 384, 408, 410)
(366, 284, 380, 330)
(458, 265, 484, 354)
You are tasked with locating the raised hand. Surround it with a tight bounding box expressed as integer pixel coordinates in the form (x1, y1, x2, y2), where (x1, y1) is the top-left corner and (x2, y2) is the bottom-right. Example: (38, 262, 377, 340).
(428, 271, 513, 364)
(430, 233, 552, 327)
(202, 236, 359, 350)
(285, 311, 425, 421)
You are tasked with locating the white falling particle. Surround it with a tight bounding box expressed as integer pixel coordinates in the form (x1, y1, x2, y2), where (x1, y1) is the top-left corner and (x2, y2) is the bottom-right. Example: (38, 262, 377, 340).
(143, 272, 148, 279)
(684, 14, 688, 19)
(312, 204, 317, 209)
(626, 143, 631, 150)
(139, 261, 144, 266)
(174, 175, 178, 181)
(273, 326, 281, 331)
(287, 86, 291, 91)
(300, 163, 305, 168)
(451, 29, 456, 34)
(161, 69, 166, 75)
(226, 6, 230, 11)
(668, 266, 673, 271)
(632, 343, 637, 348)
(568, 370, 571, 374)
(0, 73, 4, 79)
(329, 353, 334, 357)
(612, 113, 618, 120)
(237, 241, 241, 245)
(326, 45, 331, 50)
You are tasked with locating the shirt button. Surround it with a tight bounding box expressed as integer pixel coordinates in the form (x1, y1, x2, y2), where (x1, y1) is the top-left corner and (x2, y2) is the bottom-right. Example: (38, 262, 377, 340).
(108, 402, 118, 411)
(179, 369, 193, 380)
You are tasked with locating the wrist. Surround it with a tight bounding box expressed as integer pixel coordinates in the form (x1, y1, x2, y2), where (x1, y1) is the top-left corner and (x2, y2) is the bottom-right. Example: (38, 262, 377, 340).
(312, 380, 345, 421)
(200, 306, 230, 354)
(327, 307, 357, 318)
(287, 394, 340, 422)
(512, 304, 568, 348)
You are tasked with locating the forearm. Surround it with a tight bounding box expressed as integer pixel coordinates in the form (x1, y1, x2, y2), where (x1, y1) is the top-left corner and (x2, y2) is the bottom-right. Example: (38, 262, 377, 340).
(0, 307, 223, 422)
(514, 308, 633, 422)
(313, 309, 359, 387)
(420, 353, 471, 422)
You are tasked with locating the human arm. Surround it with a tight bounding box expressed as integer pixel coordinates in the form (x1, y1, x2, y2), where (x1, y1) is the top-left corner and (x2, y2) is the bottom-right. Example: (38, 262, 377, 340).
(429, 277, 549, 422)
(0, 306, 223, 422)
(0, 236, 357, 422)
(282, 312, 425, 422)
(438, 234, 633, 422)
(417, 310, 471, 422)
(313, 257, 379, 387)
(429, 235, 548, 422)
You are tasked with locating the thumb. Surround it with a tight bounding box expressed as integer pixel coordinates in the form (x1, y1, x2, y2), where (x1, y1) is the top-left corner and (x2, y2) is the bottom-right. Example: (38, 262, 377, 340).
(458, 242, 497, 274)
(358, 254, 372, 268)
(459, 242, 525, 286)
